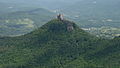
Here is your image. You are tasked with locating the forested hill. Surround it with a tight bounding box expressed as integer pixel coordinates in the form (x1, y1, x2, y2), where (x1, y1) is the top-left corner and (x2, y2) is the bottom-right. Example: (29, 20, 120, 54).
(0, 19, 120, 68)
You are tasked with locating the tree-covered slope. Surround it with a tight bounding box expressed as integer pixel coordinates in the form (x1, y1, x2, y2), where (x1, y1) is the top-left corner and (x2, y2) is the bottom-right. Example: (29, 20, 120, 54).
(0, 19, 119, 68)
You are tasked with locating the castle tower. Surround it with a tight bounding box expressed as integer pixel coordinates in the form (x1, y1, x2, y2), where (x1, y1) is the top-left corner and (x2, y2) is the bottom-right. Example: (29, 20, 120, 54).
(57, 14, 63, 21)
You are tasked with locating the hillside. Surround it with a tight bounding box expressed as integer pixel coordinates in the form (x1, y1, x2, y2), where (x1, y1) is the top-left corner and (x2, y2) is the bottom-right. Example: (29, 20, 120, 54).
(0, 19, 120, 68)
(0, 8, 55, 36)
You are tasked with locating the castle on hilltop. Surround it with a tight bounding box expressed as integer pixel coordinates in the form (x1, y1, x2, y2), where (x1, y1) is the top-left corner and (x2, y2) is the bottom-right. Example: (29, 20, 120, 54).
(57, 14, 74, 31)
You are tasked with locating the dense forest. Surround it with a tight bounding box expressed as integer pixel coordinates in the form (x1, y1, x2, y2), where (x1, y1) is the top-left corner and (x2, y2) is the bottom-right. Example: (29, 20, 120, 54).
(0, 19, 119, 68)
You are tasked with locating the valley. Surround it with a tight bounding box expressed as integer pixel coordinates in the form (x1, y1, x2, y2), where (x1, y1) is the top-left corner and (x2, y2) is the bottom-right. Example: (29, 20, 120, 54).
(82, 27, 120, 39)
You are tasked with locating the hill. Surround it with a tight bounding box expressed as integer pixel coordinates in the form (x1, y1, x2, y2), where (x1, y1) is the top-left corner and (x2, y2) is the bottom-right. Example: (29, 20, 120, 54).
(0, 19, 120, 68)
(0, 8, 55, 36)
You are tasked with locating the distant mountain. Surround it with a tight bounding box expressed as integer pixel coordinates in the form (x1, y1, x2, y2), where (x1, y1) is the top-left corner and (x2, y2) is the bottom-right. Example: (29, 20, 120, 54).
(0, 2, 40, 15)
(0, 2, 14, 14)
(0, 19, 119, 68)
(0, 8, 55, 36)
(0, 0, 79, 10)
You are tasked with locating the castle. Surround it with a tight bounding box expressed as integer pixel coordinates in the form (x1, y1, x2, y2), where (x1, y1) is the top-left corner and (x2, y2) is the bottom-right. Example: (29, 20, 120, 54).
(57, 14, 74, 31)
(57, 14, 63, 21)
